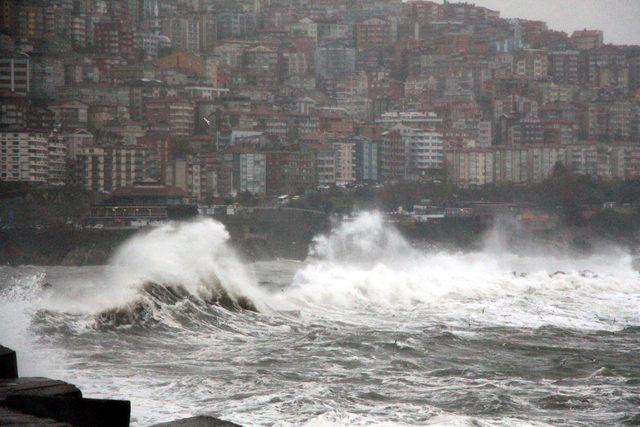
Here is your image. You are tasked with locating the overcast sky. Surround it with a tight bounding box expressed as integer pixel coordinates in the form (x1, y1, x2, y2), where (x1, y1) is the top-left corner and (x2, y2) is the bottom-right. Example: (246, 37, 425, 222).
(439, 0, 640, 45)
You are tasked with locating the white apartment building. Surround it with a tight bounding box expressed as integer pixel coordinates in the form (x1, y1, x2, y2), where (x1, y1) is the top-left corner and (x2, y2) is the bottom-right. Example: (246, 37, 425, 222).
(222, 151, 266, 195)
(333, 142, 356, 186)
(445, 148, 495, 187)
(47, 133, 68, 185)
(0, 131, 48, 183)
(445, 143, 618, 188)
(390, 124, 444, 180)
(377, 111, 443, 130)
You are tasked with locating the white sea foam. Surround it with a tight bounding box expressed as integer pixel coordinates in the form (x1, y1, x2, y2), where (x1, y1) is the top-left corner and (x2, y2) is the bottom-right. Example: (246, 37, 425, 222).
(0, 269, 59, 375)
(3, 214, 639, 337)
(282, 212, 640, 330)
(2, 213, 640, 426)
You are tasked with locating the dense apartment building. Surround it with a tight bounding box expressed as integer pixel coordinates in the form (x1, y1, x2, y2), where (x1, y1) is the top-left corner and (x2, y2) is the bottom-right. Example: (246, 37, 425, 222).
(145, 99, 195, 136)
(0, 52, 29, 96)
(30, 56, 65, 98)
(266, 150, 316, 195)
(355, 138, 378, 182)
(223, 150, 266, 195)
(161, 16, 200, 53)
(571, 30, 604, 51)
(0, 0, 638, 197)
(75, 146, 147, 192)
(216, 12, 256, 41)
(49, 101, 89, 130)
(94, 21, 134, 57)
(0, 130, 48, 183)
(390, 124, 444, 180)
(447, 144, 566, 187)
(514, 49, 548, 80)
(548, 50, 579, 84)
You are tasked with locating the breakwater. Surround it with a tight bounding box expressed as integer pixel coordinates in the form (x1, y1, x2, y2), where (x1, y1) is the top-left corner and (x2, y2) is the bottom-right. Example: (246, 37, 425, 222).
(0, 345, 130, 426)
(0, 345, 241, 426)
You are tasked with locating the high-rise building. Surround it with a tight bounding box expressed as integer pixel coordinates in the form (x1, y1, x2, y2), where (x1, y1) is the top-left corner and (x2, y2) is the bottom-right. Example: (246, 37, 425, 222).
(47, 132, 68, 185)
(223, 150, 266, 195)
(0, 130, 48, 183)
(390, 124, 444, 180)
(378, 128, 405, 182)
(332, 141, 356, 186)
(355, 138, 378, 182)
(75, 146, 148, 192)
(0, 52, 29, 96)
(548, 50, 579, 84)
(145, 99, 195, 137)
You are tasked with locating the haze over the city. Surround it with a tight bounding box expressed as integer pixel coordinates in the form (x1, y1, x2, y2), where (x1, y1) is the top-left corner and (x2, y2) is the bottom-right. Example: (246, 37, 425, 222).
(443, 0, 640, 45)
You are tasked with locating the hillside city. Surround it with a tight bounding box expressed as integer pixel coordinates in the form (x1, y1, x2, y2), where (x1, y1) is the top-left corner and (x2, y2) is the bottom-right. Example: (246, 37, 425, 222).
(1, 0, 640, 230)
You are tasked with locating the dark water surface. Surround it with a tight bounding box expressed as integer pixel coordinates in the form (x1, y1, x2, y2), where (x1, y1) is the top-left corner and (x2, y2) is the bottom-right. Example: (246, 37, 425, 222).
(1, 216, 639, 426)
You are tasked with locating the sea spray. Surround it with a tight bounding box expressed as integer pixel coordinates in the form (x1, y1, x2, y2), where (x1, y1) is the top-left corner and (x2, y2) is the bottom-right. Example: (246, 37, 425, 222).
(3, 213, 640, 337)
(309, 211, 414, 265)
(3, 220, 268, 335)
(284, 212, 640, 330)
(2, 214, 640, 425)
(0, 269, 59, 375)
(108, 219, 264, 307)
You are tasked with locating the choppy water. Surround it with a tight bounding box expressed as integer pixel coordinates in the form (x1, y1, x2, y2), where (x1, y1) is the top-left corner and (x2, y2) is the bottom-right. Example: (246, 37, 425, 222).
(1, 213, 639, 426)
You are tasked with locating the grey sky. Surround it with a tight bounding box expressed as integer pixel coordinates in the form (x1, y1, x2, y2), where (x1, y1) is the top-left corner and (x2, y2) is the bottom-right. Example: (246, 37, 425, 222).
(439, 0, 640, 45)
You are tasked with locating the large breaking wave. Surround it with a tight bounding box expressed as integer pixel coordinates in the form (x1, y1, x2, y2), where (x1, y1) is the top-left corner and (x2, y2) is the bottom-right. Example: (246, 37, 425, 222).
(2, 212, 640, 339)
(93, 219, 262, 327)
(2, 212, 640, 426)
(1, 219, 266, 340)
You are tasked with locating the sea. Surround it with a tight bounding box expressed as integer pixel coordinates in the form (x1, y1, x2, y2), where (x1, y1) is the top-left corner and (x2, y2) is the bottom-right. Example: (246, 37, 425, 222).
(1, 212, 639, 426)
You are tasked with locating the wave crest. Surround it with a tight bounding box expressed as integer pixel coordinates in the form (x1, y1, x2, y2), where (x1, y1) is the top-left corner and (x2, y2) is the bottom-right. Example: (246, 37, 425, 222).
(94, 282, 257, 329)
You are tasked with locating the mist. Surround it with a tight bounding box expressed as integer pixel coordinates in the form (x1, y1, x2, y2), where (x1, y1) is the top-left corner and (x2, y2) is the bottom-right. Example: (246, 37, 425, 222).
(446, 0, 640, 45)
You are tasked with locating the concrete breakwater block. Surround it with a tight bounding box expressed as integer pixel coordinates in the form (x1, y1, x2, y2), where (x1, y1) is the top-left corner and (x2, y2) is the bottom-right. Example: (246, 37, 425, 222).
(0, 344, 130, 427)
(152, 415, 242, 427)
(0, 346, 18, 379)
(6, 394, 130, 427)
(0, 406, 68, 426)
(0, 377, 82, 404)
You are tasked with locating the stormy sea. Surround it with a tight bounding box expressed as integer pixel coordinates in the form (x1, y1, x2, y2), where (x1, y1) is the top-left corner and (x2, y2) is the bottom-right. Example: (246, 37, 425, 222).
(1, 212, 639, 426)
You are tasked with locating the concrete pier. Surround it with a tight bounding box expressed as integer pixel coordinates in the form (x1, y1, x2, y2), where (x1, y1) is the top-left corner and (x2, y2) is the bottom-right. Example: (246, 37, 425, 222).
(0, 346, 18, 379)
(0, 345, 130, 426)
(0, 345, 243, 426)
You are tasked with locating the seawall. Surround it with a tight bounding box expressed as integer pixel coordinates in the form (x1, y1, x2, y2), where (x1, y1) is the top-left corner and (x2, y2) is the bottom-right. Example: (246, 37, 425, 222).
(1, 211, 621, 267)
(0, 209, 332, 266)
